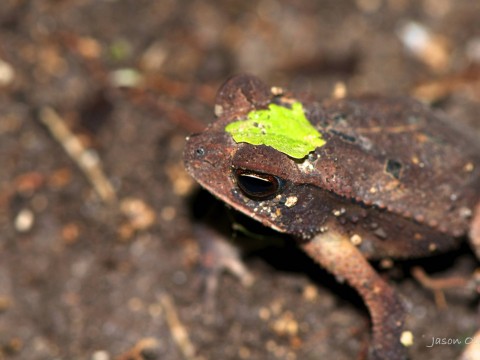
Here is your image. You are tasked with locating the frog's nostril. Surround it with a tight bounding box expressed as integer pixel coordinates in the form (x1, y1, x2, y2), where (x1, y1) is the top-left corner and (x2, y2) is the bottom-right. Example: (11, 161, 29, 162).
(195, 147, 205, 157)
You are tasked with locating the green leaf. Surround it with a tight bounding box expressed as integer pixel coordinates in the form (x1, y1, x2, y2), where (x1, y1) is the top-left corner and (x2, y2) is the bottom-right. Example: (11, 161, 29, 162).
(225, 102, 326, 159)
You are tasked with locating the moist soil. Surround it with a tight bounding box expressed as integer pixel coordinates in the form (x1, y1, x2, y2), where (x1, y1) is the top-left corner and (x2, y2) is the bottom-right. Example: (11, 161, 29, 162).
(1, 1, 480, 359)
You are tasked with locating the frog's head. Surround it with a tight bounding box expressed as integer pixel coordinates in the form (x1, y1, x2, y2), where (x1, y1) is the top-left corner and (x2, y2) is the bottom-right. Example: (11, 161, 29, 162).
(184, 75, 332, 239)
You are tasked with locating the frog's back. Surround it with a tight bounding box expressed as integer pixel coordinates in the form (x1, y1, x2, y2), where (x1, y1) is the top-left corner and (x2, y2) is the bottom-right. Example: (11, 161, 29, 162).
(309, 96, 480, 237)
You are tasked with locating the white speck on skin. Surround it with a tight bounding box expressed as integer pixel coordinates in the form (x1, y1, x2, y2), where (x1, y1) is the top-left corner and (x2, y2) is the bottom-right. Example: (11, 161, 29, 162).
(298, 159, 315, 173)
(350, 234, 362, 246)
(214, 104, 224, 117)
(284, 196, 298, 208)
(332, 208, 345, 216)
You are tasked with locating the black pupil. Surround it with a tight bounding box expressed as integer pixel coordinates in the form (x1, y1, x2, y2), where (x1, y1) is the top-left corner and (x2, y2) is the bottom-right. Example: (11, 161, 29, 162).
(234, 170, 282, 200)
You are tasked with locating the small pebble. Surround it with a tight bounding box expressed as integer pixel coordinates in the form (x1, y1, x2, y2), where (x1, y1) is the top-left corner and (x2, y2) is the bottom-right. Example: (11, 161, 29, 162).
(110, 68, 143, 87)
(400, 330, 414, 347)
(91, 350, 110, 360)
(0, 59, 15, 86)
(14, 209, 35, 232)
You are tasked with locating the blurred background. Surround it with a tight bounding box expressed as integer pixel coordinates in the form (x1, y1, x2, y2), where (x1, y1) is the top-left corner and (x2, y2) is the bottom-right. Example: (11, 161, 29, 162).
(1, 1, 480, 359)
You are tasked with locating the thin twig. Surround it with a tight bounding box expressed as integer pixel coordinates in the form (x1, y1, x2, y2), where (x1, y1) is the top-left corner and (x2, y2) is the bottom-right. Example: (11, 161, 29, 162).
(39, 107, 117, 204)
(158, 292, 197, 360)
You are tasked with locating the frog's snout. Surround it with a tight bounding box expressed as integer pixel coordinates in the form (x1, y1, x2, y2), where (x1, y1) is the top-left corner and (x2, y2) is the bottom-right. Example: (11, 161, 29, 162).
(184, 133, 207, 163)
(184, 133, 220, 175)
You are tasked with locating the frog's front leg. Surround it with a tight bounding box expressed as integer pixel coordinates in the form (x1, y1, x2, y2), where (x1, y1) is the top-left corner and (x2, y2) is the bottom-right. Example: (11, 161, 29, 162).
(193, 223, 254, 311)
(300, 226, 407, 360)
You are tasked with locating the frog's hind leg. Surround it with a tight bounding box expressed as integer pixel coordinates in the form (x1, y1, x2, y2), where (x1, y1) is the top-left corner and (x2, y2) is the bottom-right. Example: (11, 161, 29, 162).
(301, 226, 408, 360)
(460, 330, 480, 360)
(462, 202, 480, 360)
(469, 201, 480, 259)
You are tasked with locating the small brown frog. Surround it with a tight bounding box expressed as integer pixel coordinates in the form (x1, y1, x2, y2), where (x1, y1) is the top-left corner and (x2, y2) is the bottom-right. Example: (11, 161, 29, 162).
(184, 74, 480, 359)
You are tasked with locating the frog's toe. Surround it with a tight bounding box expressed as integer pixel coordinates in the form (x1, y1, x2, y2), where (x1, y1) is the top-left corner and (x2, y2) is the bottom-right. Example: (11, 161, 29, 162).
(469, 202, 480, 260)
(411, 266, 469, 309)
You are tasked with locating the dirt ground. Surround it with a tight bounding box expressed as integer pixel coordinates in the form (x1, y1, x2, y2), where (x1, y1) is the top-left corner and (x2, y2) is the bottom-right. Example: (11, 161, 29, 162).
(1, 1, 480, 359)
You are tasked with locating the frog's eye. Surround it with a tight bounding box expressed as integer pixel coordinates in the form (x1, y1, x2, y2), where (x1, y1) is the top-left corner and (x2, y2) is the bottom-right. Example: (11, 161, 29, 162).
(234, 169, 284, 200)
